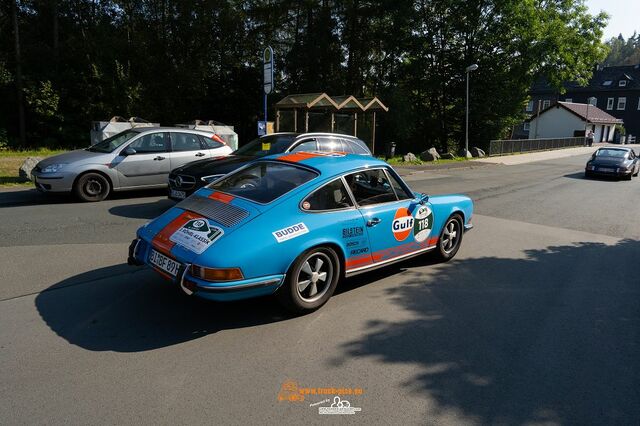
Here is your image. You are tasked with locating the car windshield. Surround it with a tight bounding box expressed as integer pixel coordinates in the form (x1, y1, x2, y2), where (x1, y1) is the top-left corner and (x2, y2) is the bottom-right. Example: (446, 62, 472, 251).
(88, 129, 140, 153)
(209, 161, 318, 203)
(595, 149, 627, 158)
(233, 135, 297, 157)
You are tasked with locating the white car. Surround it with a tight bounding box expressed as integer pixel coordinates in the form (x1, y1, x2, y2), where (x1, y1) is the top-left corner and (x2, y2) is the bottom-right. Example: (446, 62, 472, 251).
(32, 128, 233, 201)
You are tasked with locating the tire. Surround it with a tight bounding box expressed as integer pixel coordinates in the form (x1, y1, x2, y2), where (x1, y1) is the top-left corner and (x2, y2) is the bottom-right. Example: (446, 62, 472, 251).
(625, 174, 632, 181)
(74, 172, 111, 202)
(277, 246, 340, 314)
(433, 214, 464, 262)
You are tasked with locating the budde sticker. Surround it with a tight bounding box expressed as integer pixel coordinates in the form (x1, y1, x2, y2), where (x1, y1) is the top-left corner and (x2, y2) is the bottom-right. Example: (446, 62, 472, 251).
(273, 222, 309, 243)
(342, 226, 363, 238)
(413, 205, 434, 242)
(392, 208, 414, 241)
(170, 219, 223, 254)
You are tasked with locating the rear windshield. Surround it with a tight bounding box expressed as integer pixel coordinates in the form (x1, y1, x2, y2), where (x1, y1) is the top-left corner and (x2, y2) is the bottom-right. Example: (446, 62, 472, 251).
(209, 161, 318, 203)
(595, 149, 627, 158)
(88, 129, 139, 153)
(233, 135, 296, 157)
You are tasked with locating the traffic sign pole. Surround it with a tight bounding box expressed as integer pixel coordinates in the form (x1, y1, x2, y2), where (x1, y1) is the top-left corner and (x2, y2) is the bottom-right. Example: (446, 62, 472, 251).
(263, 46, 274, 132)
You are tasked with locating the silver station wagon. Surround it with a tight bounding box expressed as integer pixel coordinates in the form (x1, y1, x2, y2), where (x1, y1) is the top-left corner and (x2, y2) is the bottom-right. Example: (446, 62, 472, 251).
(32, 127, 233, 201)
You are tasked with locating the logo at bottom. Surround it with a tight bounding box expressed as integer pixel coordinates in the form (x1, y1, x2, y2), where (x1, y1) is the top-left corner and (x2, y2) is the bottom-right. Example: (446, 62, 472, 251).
(318, 396, 362, 415)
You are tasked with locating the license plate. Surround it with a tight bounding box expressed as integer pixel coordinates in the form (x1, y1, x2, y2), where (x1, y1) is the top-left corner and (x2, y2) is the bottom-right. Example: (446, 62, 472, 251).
(598, 167, 614, 172)
(170, 189, 186, 199)
(148, 249, 181, 278)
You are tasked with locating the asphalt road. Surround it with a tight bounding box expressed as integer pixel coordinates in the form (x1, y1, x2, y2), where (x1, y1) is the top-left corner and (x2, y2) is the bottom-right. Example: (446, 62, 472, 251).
(1, 152, 639, 425)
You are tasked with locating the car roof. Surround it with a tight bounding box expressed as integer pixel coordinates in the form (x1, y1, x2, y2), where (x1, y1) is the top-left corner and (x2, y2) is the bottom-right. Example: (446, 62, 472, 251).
(134, 127, 215, 135)
(267, 132, 363, 141)
(596, 147, 631, 153)
(262, 152, 388, 176)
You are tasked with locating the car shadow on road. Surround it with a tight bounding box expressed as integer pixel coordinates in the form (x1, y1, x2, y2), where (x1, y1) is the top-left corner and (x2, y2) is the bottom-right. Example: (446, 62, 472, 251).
(0, 187, 169, 208)
(35, 265, 290, 352)
(330, 238, 640, 424)
(108, 198, 176, 219)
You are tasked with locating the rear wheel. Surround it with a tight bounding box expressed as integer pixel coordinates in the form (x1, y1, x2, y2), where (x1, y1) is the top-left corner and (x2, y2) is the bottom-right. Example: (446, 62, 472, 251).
(74, 172, 110, 202)
(277, 247, 340, 314)
(433, 214, 464, 262)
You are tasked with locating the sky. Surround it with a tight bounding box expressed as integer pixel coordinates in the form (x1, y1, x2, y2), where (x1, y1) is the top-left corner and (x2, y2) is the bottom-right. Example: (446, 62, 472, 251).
(586, 0, 640, 40)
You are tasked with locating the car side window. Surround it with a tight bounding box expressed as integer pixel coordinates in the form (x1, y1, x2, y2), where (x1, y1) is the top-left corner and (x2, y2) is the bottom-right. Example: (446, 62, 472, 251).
(171, 133, 203, 152)
(347, 138, 371, 155)
(317, 137, 344, 153)
(199, 135, 223, 149)
(385, 169, 413, 200)
(344, 169, 397, 206)
(290, 139, 317, 152)
(128, 133, 168, 153)
(339, 139, 355, 154)
(302, 179, 354, 211)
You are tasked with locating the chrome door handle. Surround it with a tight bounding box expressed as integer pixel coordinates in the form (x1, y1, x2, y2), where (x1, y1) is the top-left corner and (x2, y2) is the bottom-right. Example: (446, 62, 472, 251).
(367, 218, 381, 227)
(195, 152, 206, 157)
(154, 156, 165, 161)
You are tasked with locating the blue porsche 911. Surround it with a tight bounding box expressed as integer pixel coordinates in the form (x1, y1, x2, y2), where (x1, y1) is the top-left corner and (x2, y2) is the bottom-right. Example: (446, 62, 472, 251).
(128, 152, 474, 313)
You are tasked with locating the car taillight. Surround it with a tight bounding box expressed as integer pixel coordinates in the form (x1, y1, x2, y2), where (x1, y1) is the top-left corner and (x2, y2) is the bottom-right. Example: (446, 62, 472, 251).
(191, 265, 243, 281)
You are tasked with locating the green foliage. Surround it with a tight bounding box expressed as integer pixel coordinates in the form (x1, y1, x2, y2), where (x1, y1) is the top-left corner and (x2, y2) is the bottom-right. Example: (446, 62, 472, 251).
(0, 0, 608, 151)
(25, 80, 60, 118)
(603, 33, 640, 66)
(0, 128, 9, 151)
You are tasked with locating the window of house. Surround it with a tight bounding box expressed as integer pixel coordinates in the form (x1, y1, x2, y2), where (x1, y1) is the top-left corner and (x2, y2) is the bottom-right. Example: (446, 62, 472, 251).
(617, 97, 626, 110)
(542, 100, 550, 109)
(565, 98, 572, 103)
(607, 98, 614, 110)
(525, 101, 534, 112)
(523, 122, 530, 131)
(603, 80, 612, 86)
(619, 80, 627, 87)
(637, 98, 640, 110)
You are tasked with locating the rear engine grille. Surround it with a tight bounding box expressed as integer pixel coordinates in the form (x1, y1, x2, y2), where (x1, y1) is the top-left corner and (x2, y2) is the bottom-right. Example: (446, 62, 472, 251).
(176, 195, 249, 227)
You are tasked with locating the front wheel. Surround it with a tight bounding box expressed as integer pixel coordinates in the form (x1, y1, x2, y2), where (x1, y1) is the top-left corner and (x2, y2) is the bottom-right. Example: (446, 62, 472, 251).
(277, 247, 340, 314)
(74, 172, 110, 202)
(433, 214, 464, 262)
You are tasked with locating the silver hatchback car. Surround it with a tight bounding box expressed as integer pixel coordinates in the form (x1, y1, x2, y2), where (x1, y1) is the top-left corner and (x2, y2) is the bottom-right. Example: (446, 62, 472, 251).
(32, 127, 233, 201)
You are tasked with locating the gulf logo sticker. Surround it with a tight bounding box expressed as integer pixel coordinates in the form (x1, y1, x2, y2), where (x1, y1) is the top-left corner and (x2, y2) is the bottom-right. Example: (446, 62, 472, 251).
(392, 208, 414, 241)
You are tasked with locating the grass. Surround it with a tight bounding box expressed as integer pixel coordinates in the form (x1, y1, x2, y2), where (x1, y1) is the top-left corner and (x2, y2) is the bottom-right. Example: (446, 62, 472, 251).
(0, 148, 68, 188)
(379, 155, 470, 166)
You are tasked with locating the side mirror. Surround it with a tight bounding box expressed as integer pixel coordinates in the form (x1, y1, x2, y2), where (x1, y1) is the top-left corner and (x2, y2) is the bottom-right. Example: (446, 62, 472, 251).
(419, 193, 429, 204)
(123, 147, 136, 156)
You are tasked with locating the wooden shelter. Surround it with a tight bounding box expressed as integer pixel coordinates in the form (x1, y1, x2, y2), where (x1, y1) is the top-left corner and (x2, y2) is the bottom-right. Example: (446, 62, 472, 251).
(274, 93, 388, 153)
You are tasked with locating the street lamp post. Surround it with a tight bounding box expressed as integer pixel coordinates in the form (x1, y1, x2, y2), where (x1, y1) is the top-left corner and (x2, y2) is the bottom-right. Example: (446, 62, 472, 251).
(465, 64, 479, 157)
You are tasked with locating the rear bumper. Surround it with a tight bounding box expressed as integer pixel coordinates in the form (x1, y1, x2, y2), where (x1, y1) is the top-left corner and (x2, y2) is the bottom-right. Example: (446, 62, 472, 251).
(585, 168, 631, 178)
(129, 238, 284, 301)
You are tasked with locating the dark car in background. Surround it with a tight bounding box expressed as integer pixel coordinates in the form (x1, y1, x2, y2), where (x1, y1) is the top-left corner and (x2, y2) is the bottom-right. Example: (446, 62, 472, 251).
(585, 147, 639, 180)
(168, 132, 372, 200)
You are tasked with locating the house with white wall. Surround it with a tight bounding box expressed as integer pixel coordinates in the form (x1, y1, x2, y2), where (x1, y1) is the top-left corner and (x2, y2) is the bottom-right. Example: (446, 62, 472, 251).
(527, 101, 623, 142)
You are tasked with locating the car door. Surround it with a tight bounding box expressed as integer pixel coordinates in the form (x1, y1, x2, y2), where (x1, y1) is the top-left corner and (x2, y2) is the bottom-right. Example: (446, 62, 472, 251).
(300, 177, 372, 265)
(115, 132, 171, 188)
(345, 167, 434, 263)
(169, 132, 211, 170)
